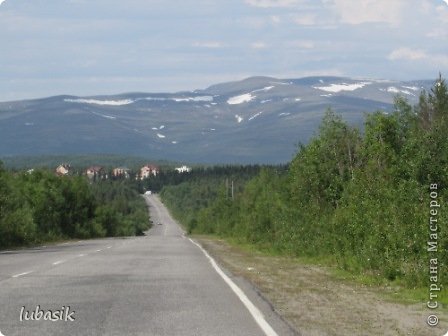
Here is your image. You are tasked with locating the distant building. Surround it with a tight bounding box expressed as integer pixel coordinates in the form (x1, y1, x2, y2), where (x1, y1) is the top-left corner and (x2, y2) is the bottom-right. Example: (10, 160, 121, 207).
(86, 166, 106, 180)
(55, 164, 71, 176)
(112, 167, 131, 179)
(175, 165, 192, 173)
(139, 164, 159, 180)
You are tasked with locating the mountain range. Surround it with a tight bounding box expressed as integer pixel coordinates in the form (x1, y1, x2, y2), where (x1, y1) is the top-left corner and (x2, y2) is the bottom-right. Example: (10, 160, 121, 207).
(0, 76, 434, 164)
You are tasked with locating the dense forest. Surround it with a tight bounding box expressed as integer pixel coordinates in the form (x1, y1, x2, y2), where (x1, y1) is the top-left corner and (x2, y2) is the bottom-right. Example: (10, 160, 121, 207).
(0, 167, 150, 249)
(161, 75, 448, 288)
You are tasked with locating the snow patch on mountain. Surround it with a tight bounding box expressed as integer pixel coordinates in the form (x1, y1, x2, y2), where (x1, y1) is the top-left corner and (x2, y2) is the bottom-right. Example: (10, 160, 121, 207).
(157, 133, 166, 138)
(385, 87, 415, 96)
(313, 82, 372, 93)
(387, 87, 400, 93)
(144, 97, 167, 102)
(65, 98, 134, 106)
(251, 86, 274, 93)
(260, 99, 272, 104)
(402, 86, 419, 91)
(227, 93, 255, 105)
(235, 115, 244, 123)
(248, 111, 263, 121)
(269, 81, 291, 85)
(400, 89, 415, 96)
(91, 111, 117, 120)
(173, 96, 213, 102)
(144, 96, 213, 102)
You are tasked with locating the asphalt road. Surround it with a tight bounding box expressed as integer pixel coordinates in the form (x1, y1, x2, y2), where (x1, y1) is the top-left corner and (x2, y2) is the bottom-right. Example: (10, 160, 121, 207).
(0, 195, 297, 336)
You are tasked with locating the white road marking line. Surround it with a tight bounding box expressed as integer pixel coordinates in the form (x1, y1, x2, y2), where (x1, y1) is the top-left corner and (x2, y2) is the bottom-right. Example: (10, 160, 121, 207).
(96, 249, 102, 252)
(12, 271, 33, 278)
(52, 260, 64, 265)
(189, 238, 279, 336)
(106, 246, 112, 249)
(78, 254, 86, 257)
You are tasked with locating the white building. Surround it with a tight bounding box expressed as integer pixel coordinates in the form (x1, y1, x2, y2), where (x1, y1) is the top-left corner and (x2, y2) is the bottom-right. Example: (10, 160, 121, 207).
(175, 165, 192, 173)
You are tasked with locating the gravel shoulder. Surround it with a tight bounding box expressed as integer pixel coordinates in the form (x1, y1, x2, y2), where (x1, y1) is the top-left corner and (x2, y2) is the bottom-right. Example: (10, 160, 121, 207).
(193, 236, 447, 336)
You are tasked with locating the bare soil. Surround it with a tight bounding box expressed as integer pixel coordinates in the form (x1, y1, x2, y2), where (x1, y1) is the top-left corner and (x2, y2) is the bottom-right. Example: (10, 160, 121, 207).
(194, 236, 447, 336)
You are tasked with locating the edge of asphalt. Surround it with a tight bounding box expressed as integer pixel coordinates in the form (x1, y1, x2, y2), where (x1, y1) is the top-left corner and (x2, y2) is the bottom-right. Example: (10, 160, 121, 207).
(188, 236, 301, 336)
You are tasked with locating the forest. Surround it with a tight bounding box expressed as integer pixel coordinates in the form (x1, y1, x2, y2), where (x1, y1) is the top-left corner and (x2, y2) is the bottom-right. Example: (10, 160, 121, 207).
(0, 168, 149, 249)
(1, 75, 446, 290)
(160, 75, 448, 288)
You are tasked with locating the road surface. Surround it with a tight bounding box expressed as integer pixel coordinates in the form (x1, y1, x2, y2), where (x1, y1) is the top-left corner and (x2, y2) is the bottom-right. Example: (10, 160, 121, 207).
(0, 195, 297, 336)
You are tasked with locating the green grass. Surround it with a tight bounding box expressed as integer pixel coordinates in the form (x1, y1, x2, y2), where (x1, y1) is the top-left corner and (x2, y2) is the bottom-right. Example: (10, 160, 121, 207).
(192, 233, 448, 308)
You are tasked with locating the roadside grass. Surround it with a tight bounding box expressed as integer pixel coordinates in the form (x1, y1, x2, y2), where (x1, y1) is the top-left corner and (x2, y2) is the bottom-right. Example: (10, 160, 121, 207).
(331, 268, 447, 307)
(193, 234, 448, 308)
(192, 234, 447, 336)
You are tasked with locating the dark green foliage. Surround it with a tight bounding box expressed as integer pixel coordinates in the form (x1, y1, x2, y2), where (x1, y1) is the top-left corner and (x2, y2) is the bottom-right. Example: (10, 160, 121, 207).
(90, 180, 149, 237)
(0, 167, 150, 249)
(160, 165, 265, 233)
(0, 166, 36, 247)
(160, 75, 448, 289)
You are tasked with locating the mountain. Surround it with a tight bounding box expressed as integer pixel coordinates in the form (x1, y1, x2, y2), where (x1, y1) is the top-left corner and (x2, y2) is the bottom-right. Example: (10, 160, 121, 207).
(0, 76, 434, 164)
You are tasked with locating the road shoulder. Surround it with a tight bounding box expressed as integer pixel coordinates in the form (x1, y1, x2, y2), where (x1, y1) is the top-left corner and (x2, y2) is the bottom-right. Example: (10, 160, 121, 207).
(193, 236, 447, 336)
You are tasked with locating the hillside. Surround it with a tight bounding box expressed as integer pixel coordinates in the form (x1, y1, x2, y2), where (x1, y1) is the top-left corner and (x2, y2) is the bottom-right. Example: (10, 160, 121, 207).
(0, 76, 433, 163)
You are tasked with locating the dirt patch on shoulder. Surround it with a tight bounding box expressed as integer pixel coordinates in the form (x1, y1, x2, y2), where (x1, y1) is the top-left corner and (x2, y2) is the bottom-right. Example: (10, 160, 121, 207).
(194, 236, 447, 336)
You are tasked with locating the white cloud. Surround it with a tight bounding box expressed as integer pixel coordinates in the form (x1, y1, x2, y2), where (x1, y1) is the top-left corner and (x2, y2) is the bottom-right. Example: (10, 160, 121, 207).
(443, 0, 448, 6)
(388, 47, 448, 67)
(432, 54, 448, 67)
(436, 3, 448, 22)
(244, 0, 300, 8)
(426, 28, 448, 39)
(293, 14, 317, 26)
(251, 42, 268, 49)
(388, 48, 427, 61)
(0, 0, 446, 101)
(286, 40, 315, 49)
(331, 0, 405, 25)
(270, 15, 281, 23)
(192, 41, 223, 48)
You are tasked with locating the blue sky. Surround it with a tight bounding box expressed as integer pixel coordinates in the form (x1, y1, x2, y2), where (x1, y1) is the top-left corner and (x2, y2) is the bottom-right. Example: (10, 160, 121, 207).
(0, 0, 447, 101)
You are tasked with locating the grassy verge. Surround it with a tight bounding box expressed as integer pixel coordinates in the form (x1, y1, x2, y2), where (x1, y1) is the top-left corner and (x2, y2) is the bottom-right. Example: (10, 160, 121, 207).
(192, 234, 447, 336)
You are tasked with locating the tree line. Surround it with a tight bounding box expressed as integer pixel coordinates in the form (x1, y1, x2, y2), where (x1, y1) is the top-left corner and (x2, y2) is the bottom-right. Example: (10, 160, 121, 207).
(0, 168, 150, 249)
(160, 75, 448, 288)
